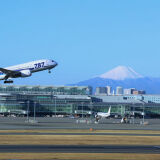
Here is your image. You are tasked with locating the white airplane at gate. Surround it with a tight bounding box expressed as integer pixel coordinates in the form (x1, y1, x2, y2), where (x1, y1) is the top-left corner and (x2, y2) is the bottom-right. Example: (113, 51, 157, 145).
(0, 59, 58, 83)
(96, 106, 111, 118)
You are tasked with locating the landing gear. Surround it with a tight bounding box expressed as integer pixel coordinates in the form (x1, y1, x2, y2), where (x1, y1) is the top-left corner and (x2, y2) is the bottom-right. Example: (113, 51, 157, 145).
(4, 80, 14, 83)
(48, 70, 51, 73)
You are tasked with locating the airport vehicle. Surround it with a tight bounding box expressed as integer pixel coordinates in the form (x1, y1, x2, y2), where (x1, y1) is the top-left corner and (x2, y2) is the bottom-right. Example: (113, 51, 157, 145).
(0, 59, 58, 83)
(96, 106, 111, 118)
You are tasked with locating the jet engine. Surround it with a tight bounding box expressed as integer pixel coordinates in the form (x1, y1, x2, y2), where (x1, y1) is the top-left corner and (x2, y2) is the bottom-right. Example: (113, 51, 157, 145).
(20, 70, 32, 77)
(0, 74, 6, 80)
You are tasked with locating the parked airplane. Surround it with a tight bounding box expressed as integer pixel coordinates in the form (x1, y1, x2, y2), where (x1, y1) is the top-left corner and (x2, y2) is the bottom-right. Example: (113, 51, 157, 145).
(0, 59, 58, 83)
(96, 106, 111, 118)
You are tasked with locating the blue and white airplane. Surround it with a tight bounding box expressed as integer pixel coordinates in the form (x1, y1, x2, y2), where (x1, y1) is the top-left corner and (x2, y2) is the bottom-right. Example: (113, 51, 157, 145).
(0, 59, 58, 83)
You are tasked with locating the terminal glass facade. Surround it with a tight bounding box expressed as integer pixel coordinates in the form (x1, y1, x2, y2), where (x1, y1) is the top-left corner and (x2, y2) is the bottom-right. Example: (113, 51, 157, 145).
(0, 85, 160, 117)
(0, 85, 92, 95)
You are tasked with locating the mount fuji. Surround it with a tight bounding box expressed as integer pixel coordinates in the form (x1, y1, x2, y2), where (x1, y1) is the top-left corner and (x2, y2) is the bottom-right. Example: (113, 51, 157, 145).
(99, 66, 143, 80)
(71, 66, 160, 94)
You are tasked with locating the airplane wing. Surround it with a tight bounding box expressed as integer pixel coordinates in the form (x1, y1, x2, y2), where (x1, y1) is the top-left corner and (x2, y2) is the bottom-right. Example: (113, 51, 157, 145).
(0, 68, 20, 79)
(0, 68, 19, 74)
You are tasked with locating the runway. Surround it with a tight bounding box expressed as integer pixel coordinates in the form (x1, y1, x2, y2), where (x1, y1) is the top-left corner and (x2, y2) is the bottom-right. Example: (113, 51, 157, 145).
(0, 145, 160, 153)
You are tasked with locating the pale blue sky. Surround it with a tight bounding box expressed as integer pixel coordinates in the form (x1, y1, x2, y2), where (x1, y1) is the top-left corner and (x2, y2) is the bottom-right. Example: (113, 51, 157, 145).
(0, 0, 160, 85)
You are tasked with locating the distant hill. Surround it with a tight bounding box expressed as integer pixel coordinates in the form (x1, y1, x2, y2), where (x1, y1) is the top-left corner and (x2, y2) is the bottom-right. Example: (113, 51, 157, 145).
(70, 66, 160, 94)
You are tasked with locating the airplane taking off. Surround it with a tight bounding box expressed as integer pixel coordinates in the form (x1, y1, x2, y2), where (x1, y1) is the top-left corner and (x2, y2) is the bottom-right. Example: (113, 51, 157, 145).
(0, 59, 58, 83)
(96, 106, 111, 118)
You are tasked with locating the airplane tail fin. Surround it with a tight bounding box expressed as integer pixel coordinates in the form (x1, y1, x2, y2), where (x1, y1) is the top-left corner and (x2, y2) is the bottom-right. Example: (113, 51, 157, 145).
(107, 106, 111, 115)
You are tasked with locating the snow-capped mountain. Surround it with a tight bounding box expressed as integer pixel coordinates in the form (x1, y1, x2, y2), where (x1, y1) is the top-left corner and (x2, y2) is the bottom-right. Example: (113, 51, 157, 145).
(99, 66, 143, 80)
(70, 66, 160, 94)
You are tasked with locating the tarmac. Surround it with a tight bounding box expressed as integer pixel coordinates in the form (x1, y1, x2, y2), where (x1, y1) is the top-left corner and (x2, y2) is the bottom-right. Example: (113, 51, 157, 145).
(0, 117, 160, 130)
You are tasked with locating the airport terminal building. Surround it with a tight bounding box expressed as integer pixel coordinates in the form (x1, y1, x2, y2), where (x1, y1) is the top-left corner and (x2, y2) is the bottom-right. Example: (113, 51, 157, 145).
(0, 85, 160, 117)
(0, 85, 96, 116)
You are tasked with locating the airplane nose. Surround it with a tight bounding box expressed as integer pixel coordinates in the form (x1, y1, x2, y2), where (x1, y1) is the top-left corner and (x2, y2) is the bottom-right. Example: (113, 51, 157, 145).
(51, 60, 58, 67)
(54, 61, 58, 66)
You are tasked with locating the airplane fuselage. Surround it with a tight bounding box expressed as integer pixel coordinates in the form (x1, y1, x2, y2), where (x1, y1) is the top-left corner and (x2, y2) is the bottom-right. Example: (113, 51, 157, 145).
(0, 59, 58, 82)
(97, 112, 110, 118)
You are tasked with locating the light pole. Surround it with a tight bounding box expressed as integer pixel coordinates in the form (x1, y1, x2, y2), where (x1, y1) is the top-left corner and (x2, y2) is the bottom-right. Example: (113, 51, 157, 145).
(82, 102, 84, 118)
(132, 103, 135, 124)
(121, 105, 123, 117)
(90, 102, 93, 119)
(54, 96, 57, 116)
(18, 101, 25, 120)
(142, 102, 145, 124)
(143, 103, 144, 124)
(34, 101, 36, 122)
(140, 100, 145, 125)
(27, 100, 29, 122)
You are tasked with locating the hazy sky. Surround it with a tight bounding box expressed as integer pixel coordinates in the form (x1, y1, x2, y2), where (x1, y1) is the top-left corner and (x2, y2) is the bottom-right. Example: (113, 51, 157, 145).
(0, 0, 160, 85)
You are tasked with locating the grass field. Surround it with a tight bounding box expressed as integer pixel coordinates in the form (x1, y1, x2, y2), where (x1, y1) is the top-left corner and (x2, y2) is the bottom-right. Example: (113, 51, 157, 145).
(0, 135, 160, 145)
(0, 153, 160, 160)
